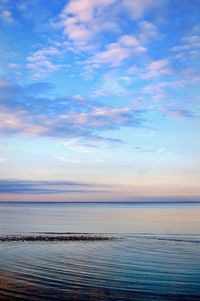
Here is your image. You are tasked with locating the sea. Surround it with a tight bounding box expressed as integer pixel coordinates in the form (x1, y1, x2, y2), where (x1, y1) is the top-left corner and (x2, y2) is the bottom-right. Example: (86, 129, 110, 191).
(0, 201, 200, 301)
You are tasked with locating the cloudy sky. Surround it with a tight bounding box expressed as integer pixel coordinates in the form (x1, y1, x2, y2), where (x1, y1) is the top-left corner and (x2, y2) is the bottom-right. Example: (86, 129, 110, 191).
(0, 0, 199, 201)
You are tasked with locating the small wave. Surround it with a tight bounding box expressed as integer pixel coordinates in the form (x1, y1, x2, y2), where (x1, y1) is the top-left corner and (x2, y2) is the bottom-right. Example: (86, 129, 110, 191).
(129, 235, 200, 244)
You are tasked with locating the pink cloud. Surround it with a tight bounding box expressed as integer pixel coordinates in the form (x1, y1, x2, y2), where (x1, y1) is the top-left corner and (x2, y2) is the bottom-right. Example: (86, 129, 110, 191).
(26, 46, 62, 78)
(142, 59, 171, 79)
(60, 0, 118, 47)
(122, 0, 164, 20)
(88, 34, 146, 68)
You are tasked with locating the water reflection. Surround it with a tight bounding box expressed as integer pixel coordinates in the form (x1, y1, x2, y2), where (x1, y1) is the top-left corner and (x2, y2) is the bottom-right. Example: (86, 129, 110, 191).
(0, 202, 200, 234)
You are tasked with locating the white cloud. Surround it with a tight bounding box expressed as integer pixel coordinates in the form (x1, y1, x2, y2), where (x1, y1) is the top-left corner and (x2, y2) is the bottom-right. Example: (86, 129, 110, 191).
(171, 27, 200, 61)
(119, 35, 140, 47)
(91, 43, 130, 66)
(0, 0, 14, 23)
(138, 21, 159, 43)
(24, 1, 161, 78)
(73, 94, 87, 102)
(88, 34, 146, 68)
(0, 9, 13, 23)
(149, 59, 168, 69)
(142, 59, 171, 79)
(172, 36, 200, 53)
(92, 70, 132, 97)
(60, 0, 118, 48)
(61, 135, 123, 152)
(8, 63, 20, 69)
(26, 46, 62, 78)
(122, 0, 164, 20)
(59, 106, 132, 128)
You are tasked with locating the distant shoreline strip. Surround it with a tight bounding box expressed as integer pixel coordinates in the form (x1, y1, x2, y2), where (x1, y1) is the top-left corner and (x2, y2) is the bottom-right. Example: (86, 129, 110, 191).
(0, 235, 115, 242)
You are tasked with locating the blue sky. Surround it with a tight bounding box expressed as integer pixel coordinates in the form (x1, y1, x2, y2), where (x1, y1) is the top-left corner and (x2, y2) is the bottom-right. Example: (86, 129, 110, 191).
(0, 0, 200, 201)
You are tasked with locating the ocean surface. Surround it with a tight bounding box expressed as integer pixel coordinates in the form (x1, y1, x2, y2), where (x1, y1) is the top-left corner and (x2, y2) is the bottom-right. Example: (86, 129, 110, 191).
(0, 201, 200, 300)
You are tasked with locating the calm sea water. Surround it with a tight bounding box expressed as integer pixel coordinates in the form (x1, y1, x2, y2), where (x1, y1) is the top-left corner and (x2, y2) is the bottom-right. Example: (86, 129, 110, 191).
(0, 202, 200, 300)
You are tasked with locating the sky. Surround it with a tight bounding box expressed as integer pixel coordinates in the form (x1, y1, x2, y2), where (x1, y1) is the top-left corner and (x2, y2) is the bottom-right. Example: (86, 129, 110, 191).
(0, 0, 200, 202)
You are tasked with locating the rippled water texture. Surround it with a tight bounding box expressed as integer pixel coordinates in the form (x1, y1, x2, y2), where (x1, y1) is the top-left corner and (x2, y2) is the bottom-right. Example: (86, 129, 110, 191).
(0, 202, 200, 300)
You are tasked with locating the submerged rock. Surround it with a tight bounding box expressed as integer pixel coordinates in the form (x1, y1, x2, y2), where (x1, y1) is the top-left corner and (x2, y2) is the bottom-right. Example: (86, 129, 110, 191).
(0, 234, 115, 242)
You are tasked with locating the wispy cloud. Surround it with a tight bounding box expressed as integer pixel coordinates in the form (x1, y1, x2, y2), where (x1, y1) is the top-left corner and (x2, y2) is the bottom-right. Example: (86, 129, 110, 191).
(0, 79, 144, 144)
(160, 108, 196, 120)
(0, 9, 13, 23)
(138, 20, 160, 43)
(26, 46, 63, 78)
(7, 63, 20, 69)
(171, 25, 200, 61)
(92, 70, 133, 97)
(0, 179, 101, 194)
(0, 0, 14, 24)
(0, 0, 199, 198)
(62, 136, 124, 152)
(87, 34, 146, 69)
(134, 146, 166, 154)
(142, 59, 171, 79)
(23, 0, 162, 79)
(122, 0, 165, 20)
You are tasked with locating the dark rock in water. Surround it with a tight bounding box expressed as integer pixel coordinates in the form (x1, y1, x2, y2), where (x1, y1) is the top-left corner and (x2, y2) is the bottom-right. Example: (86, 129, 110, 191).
(0, 235, 116, 242)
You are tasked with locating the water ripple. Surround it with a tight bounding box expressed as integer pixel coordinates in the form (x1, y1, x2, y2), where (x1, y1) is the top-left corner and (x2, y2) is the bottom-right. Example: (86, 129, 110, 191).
(0, 234, 200, 300)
